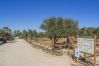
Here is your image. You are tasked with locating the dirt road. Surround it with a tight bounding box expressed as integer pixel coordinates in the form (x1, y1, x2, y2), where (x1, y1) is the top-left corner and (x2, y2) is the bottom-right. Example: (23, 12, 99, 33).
(0, 39, 72, 66)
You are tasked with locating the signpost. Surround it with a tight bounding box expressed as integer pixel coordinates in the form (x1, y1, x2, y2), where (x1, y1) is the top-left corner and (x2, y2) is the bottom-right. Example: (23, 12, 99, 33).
(77, 38, 94, 54)
(94, 35, 96, 66)
(75, 35, 96, 66)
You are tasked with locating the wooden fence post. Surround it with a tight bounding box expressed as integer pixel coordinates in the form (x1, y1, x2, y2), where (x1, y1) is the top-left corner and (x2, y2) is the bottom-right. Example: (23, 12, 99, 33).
(94, 35, 96, 66)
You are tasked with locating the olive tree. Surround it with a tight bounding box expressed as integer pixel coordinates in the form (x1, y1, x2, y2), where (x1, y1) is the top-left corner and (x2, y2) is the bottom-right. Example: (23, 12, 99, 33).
(40, 17, 78, 45)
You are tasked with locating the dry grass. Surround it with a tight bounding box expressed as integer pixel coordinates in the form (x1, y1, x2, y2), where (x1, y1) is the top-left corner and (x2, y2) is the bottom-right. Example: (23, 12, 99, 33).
(36, 38, 67, 46)
(37, 38, 52, 46)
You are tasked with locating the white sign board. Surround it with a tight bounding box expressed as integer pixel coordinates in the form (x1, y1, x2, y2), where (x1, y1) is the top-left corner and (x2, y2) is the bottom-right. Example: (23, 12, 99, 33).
(77, 38, 94, 54)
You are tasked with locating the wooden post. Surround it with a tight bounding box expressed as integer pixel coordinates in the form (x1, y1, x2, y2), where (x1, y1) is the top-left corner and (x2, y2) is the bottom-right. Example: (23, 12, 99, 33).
(84, 53, 86, 61)
(28, 37, 29, 42)
(94, 35, 96, 66)
(76, 35, 79, 64)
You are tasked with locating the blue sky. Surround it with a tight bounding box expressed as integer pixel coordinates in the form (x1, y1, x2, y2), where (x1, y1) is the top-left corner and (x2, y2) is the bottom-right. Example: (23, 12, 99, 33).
(0, 0, 99, 31)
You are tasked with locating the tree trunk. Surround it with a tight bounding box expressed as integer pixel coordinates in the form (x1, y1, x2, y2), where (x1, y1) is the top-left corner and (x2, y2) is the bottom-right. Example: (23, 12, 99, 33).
(51, 38, 55, 49)
(53, 38, 56, 45)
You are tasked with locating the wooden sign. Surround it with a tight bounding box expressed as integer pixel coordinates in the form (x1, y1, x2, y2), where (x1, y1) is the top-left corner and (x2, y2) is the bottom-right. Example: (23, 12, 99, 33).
(76, 35, 96, 66)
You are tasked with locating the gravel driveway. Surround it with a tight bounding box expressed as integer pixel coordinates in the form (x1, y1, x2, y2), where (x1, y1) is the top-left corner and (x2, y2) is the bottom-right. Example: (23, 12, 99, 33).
(0, 39, 72, 66)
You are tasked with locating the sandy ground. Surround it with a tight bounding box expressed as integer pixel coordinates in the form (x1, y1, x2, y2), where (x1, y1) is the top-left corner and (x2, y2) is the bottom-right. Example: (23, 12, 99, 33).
(0, 39, 73, 66)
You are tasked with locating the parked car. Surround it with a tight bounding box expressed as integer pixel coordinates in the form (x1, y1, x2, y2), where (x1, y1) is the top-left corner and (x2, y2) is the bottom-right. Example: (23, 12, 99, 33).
(0, 37, 7, 45)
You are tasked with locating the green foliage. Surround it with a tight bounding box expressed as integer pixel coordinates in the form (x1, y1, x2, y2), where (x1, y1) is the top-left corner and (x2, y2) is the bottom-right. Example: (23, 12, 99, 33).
(36, 32, 45, 38)
(0, 27, 14, 41)
(21, 30, 28, 39)
(78, 27, 97, 36)
(21, 29, 45, 40)
(94, 27, 99, 36)
(14, 30, 22, 38)
(40, 17, 78, 44)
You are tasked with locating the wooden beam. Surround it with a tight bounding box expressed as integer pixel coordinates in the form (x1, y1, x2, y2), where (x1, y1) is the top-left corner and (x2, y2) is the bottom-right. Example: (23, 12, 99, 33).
(94, 35, 96, 66)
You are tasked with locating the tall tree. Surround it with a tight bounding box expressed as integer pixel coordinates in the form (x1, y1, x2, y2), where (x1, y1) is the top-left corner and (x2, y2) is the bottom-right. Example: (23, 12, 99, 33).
(22, 30, 28, 39)
(40, 17, 78, 45)
(3, 27, 12, 33)
(0, 27, 14, 40)
(14, 30, 22, 38)
(78, 27, 96, 36)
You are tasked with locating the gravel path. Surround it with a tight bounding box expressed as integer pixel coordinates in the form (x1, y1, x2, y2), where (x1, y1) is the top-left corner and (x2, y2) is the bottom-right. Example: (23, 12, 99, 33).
(0, 39, 72, 66)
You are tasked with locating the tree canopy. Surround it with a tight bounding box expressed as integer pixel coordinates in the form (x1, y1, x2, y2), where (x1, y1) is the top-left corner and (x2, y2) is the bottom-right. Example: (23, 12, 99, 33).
(0, 27, 14, 40)
(40, 17, 78, 44)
